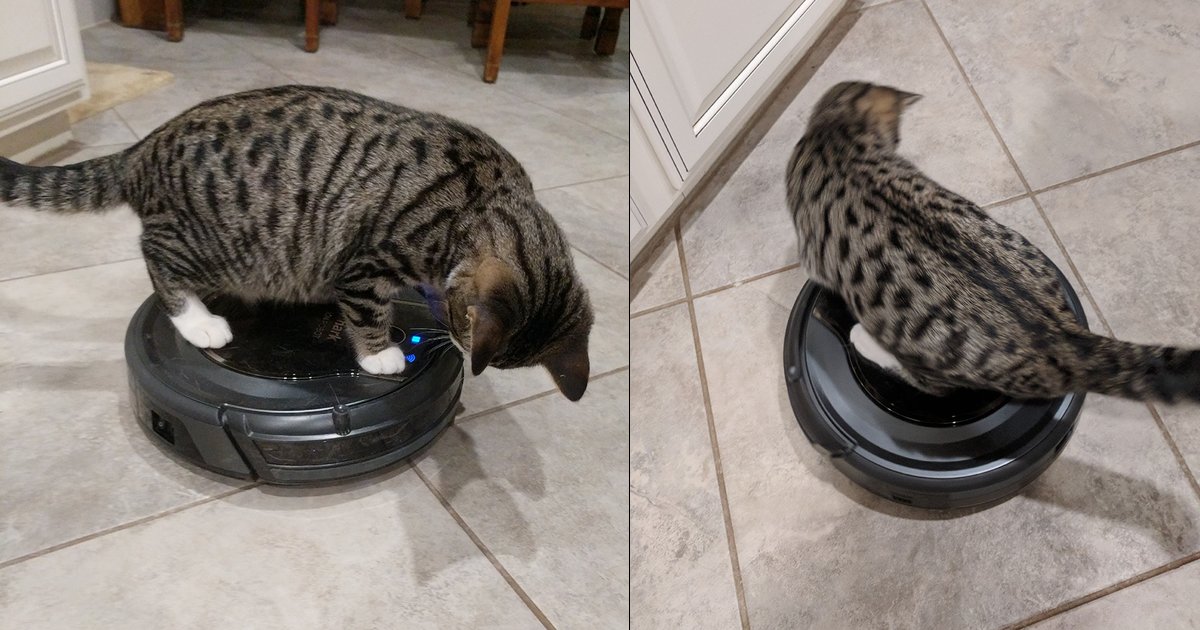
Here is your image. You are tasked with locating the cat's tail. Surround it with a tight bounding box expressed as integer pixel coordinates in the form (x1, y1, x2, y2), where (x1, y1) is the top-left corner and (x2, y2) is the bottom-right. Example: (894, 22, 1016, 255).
(1071, 332, 1200, 403)
(0, 152, 126, 213)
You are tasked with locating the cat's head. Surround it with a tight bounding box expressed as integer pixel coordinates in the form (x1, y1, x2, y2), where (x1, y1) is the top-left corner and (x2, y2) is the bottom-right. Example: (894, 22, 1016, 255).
(811, 81, 922, 149)
(441, 255, 593, 401)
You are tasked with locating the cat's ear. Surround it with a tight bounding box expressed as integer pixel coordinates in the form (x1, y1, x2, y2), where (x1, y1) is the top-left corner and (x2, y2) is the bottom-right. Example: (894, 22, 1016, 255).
(466, 257, 519, 375)
(466, 305, 508, 376)
(543, 338, 590, 401)
(895, 90, 922, 107)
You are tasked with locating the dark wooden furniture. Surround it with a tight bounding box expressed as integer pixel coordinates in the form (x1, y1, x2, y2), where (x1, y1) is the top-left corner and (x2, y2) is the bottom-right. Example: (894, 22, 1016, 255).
(473, 0, 628, 83)
(406, 0, 627, 83)
(128, 0, 338, 52)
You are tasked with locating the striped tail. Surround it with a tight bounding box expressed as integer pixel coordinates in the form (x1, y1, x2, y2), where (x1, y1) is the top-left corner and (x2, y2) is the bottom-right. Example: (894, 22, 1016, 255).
(1074, 333, 1200, 403)
(0, 152, 126, 213)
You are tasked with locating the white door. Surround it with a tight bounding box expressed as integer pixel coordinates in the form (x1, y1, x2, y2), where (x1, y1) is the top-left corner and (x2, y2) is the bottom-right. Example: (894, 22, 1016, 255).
(0, 0, 88, 137)
(630, 0, 845, 257)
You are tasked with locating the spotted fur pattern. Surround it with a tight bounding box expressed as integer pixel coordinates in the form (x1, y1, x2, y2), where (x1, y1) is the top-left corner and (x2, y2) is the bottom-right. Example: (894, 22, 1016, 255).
(1, 85, 593, 399)
(785, 80, 1200, 402)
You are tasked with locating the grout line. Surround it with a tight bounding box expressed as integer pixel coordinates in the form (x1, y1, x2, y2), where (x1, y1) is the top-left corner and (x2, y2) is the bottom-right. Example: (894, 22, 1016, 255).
(1030, 138, 1200, 198)
(571, 245, 626, 279)
(524, 97, 630, 143)
(453, 365, 629, 424)
(981, 192, 1030, 210)
(0, 256, 143, 285)
(412, 465, 557, 630)
(849, 0, 910, 12)
(0, 483, 260, 571)
(1005, 550, 1200, 629)
(1144, 402, 1200, 500)
(691, 263, 805, 301)
(534, 173, 628, 194)
(675, 223, 752, 630)
(633, 261, 806, 318)
(630, 297, 690, 320)
(109, 107, 144, 141)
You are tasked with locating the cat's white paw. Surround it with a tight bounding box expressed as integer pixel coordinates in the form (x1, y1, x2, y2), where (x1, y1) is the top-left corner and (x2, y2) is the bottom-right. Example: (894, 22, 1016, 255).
(169, 294, 233, 348)
(849, 324, 902, 372)
(173, 314, 233, 348)
(358, 346, 407, 375)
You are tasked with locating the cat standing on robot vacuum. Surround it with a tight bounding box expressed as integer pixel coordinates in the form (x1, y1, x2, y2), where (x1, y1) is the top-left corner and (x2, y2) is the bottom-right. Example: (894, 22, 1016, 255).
(785, 80, 1200, 403)
(0, 85, 592, 401)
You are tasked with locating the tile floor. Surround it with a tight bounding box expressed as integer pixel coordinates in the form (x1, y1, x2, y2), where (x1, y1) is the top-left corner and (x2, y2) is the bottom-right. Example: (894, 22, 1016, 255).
(631, 0, 1200, 628)
(0, 1, 628, 628)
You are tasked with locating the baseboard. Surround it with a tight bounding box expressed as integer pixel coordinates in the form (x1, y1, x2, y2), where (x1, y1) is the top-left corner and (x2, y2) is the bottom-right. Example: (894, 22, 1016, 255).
(0, 112, 73, 162)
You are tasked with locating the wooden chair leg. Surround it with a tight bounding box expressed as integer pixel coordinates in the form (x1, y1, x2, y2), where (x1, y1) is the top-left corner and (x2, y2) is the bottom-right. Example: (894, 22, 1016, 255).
(304, 0, 320, 52)
(580, 6, 601, 39)
(483, 0, 512, 83)
(468, 0, 478, 26)
(405, 0, 421, 19)
(320, 0, 338, 25)
(471, 0, 494, 49)
(164, 0, 184, 42)
(594, 7, 622, 55)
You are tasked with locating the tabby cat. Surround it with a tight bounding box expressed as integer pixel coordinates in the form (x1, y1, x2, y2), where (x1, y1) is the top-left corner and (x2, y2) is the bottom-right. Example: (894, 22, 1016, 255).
(785, 80, 1200, 402)
(0, 85, 592, 401)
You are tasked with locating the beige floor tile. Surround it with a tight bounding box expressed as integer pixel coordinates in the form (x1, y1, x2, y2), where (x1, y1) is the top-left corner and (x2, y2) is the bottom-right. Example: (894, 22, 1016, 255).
(0, 261, 246, 564)
(415, 371, 629, 630)
(631, 304, 741, 630)
(1038, 146, 1200, 347)
(631, 234, 685, 314)
(538, 176, 629, 277)
(0, 468, 542, 629)
(926, 0, 1200, 189)
(679, 0, 1023, 294)
(1031, 560, 1200, 629)
(68, 110, 139, 147)
(690, 267, 1200, 628)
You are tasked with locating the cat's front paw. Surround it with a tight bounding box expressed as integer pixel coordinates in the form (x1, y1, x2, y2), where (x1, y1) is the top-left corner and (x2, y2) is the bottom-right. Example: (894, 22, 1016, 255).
(358, 346, 407, 375)
(172, 313, 233, 348)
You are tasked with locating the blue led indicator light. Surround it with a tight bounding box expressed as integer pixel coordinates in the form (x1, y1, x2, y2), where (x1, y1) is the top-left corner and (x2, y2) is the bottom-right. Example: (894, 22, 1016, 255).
(406, 354, 416, 363)
(410, 335, 422, 344)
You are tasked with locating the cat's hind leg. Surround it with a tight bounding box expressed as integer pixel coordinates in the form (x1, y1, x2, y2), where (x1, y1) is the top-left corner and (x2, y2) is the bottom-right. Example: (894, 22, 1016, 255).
(849, 323, 902, 373)
(169, 292, 233, 348)
(849, 324, 955, 396)
(335, 278, 406, 375)
(894, 364, 957, 397)
(142, 240, 233, 348)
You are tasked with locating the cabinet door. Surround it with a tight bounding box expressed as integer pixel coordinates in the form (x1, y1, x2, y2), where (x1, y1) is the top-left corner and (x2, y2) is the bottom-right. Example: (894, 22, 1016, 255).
(0, 0, 87, 125)
(632, 0, 843, 173)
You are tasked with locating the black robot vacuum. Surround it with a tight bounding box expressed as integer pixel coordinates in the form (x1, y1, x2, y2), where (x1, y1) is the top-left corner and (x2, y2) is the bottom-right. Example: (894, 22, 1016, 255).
(125, 288, 463, 485)
(784, 265, 1087, 509)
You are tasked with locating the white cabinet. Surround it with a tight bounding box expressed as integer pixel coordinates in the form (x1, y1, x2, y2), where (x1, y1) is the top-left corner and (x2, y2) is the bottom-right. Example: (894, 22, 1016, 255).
(0, 0, 89, 159)
(630, 0, 846, 258)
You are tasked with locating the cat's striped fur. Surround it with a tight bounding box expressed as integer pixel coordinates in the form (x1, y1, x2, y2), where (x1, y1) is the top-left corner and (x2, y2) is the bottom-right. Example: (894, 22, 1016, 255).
(785, 80, 1200, 402)
(1, 85, 592, 400)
